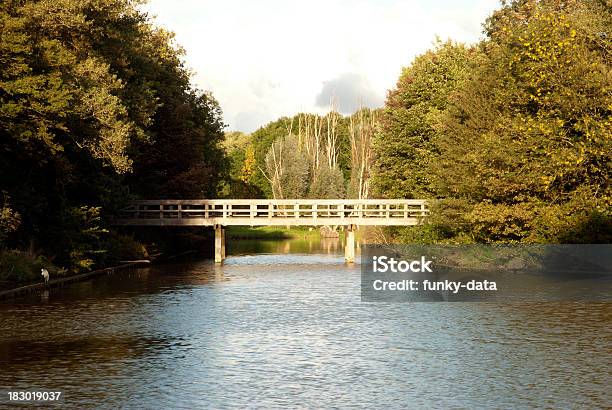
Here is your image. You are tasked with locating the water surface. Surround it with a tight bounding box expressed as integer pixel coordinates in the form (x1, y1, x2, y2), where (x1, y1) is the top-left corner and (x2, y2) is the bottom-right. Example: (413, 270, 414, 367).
(0, 238, 610, 408)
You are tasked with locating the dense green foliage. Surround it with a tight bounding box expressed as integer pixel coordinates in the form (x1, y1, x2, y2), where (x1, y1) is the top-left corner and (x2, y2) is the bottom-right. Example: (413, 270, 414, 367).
(372, 40, 474, 199)
(0, 0, 226, 279)
(220, 131, 262, 198)
(309, 163, 346, 199)
(265, 134, 311, 198)
(249, 117, 295, 197)
(373, 0, 611, 243)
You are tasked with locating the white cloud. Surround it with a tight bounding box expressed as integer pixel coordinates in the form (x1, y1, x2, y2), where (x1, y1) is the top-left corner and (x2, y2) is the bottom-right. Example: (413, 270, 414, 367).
(142, 0, 500, 132)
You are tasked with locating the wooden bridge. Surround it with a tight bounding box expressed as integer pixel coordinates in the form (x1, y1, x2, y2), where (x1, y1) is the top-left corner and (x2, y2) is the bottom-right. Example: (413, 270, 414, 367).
(115, 199, 429, 263)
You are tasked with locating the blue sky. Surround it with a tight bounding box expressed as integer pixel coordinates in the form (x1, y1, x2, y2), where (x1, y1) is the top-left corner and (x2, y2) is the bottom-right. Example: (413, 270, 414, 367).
(142, 0, 500, 132)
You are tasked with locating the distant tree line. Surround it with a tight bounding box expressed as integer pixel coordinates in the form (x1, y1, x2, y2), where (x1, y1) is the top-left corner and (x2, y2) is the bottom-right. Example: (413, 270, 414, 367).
(222, 107, 378, 201)
(0, 0, 226, 280)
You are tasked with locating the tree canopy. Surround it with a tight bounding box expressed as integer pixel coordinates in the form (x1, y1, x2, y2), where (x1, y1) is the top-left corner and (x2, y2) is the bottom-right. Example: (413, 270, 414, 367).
(0, 0, 226, 273)
(372, 0, 611, 243)
(372, 40, 474, 199)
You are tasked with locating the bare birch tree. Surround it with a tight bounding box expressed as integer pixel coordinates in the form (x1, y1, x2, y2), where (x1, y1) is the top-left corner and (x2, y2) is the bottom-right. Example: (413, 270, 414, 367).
(325, 98, 339, 169)
(261, 138, 284, 199)
(349, 108, 377, 199)
(298, 99, 340, 177)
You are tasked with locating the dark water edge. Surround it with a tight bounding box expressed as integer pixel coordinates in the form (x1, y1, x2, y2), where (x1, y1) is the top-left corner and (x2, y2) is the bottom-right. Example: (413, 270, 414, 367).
(0, 237, 610, 409)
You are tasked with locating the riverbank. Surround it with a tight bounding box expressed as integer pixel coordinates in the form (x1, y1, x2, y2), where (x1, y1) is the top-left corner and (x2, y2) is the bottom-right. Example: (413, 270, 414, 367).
(227, 226, 322, 240)
(0, 249, 63, 290)
(227, 225, 371, 242)
(0, 261, 150, 301)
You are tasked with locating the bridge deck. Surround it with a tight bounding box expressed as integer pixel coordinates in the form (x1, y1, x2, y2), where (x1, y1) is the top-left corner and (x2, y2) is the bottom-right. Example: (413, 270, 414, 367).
(115, 199, 428, 226)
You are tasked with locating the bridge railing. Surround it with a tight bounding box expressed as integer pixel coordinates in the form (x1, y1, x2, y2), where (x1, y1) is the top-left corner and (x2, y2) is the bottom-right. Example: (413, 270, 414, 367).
(115, 199, 429, 226)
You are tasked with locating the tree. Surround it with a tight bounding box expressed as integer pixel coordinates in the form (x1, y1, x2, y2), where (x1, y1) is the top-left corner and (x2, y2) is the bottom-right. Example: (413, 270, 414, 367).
(240, 146, 257, 184)
(348, 108, 378, 199)
(219, 132, 262, 198)
(0, 0, 227, 272)
(249, 117, 295, 197)
(264, 134, 310, 199)
(309, 163, 346, 199)
(0, 194, 20, 247)
(372, 1, 610, 243)
(436, 0, 611, 242)
(371, 40, 474, 199)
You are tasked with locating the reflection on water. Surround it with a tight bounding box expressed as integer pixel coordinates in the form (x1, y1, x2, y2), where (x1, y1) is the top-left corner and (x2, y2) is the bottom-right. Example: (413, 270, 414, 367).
(228, 236, 345, 256)
(0, 237, 610, 408)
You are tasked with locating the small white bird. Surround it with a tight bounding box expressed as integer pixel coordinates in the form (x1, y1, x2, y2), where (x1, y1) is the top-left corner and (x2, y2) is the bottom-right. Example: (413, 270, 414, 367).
(41, 268, 49, 283)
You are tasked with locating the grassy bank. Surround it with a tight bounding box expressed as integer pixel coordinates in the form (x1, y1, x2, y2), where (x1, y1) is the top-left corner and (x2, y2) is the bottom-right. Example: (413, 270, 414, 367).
(226, 226, 372, 242)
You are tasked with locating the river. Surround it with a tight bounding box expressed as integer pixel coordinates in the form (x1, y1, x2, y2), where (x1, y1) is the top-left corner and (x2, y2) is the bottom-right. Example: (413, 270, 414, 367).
(0, 237, 610, 408)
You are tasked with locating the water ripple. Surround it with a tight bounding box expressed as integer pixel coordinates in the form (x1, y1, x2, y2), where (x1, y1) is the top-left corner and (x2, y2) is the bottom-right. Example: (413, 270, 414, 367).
(0, 251, 610, 408)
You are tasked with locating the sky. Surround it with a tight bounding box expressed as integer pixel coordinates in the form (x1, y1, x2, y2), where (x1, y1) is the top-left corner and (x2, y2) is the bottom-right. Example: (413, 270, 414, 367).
(142, 0, 501, 133)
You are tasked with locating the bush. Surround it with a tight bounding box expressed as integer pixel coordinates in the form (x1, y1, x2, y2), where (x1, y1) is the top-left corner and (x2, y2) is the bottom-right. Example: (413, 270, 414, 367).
(103, 232, 148, 264)
(0, 194, 20, 246)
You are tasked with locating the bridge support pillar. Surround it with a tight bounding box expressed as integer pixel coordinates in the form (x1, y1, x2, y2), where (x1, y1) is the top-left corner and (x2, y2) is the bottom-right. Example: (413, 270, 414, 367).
(215, 225, 225, 264)
(345, 224, 355, 263)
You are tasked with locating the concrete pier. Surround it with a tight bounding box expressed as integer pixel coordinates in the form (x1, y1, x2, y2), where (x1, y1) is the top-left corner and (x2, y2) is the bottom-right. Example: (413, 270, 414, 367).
(345, 224, 355, 263)
(215, 225, 225, 264)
